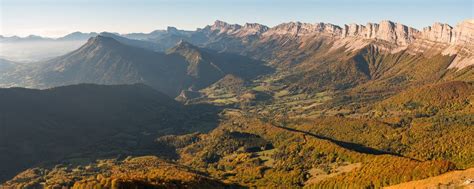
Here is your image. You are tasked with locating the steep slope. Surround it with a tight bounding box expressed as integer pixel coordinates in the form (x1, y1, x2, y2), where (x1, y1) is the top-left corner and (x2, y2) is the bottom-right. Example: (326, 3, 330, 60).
(378, 81, 473, 112)
(167, 40, 272, 91)
(0, 35, 191, 96)
(0, 60, 23, 86)
(2, 156, 229, 189)
(415, 19, 474, 69)
(188, 20, 473, 95)
(196, 19, 473, 69)
(287, 44, 457, 93)
(167, 40, 226, 90)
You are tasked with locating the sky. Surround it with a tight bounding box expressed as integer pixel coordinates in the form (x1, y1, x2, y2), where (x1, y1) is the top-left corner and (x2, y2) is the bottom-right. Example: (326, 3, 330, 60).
(1, 0, 473, 38)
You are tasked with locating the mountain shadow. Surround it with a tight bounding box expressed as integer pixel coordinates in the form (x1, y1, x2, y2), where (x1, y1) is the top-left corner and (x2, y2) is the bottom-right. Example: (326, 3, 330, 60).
(0, 84, 223, 183)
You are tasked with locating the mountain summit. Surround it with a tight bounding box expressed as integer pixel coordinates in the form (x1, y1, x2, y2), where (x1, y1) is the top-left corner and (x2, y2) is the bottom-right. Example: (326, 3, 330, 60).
(0, 35, 191, 96)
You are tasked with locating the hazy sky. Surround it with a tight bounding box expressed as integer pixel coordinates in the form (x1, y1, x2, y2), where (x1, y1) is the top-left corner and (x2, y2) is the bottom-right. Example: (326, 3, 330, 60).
(1, 0, 473, 37)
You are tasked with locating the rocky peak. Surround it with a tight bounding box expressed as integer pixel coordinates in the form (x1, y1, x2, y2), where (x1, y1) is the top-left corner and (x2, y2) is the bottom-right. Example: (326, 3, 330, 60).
(316, 23, 343, 35)
(167, 40, 203, 63)
(267, 22, 311, 36)
(244, 23, 268, 29)
(227, 23, 269, 37)
(376, 21, 419, 45)
(242, 23, 269, 34)
(167, 26, 179, 34)
(86, 35, 121, 47)
(79, 35, 136, 54)
(210, 20, 242, 34)
(343, 23, 365, 37)
(212, 20, 230, 28)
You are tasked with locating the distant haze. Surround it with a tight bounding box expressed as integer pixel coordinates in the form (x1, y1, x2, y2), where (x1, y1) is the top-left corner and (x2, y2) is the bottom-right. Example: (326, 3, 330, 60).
(0, 41, 86, 62)
(1, 0, 472, 37)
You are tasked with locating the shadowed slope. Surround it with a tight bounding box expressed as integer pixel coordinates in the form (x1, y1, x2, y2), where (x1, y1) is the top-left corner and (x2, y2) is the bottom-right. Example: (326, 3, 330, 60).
(0, 84, 222, 182)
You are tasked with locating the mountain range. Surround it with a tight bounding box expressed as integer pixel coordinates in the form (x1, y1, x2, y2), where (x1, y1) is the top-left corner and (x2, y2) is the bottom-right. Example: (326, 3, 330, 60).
(0, 19, 473, 188)
(0, 32, 99, 42)
(3, 19, 473, 67)
(0, 34, 270, 96)
(1, 19, 472, 94)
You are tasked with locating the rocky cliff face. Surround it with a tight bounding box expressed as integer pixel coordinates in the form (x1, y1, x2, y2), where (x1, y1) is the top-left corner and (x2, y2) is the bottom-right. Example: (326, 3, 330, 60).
(263, 22, 342, 36)
(210, 20, 422, 45)
(343, 21, 419, 46)
(202, 19, 473, 69)
(452, 19, 474, 46)
(208, 19, 472, 47)
(422, 23, 454, 43)
(235, 23, 269, 37)
(421, 19, 474, 45)
(444, 20, 474, 69)
(210, 20, 242, 35)
(206, 20, 269, 38)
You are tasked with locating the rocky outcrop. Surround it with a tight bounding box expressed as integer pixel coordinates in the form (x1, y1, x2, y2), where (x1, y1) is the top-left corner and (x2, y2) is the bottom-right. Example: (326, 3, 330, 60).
(421, 19, 474, 46)
(210, 20, 421, 46)
(421, 23, 454, 43)
(452, 19, 474, 46)
(444, 20, 474, 69)
(234, 23, 269, 37)
(263, 22, 342, 36)
(209, 20, 242, 35)
(166, 26, 180, 34)
(206, 20, 269, 38)
(342, 21, 419, 46)
(415, 19, 473, 69)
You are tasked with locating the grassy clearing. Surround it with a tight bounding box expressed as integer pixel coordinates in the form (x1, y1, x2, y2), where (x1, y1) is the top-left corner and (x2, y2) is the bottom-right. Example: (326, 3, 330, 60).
(255, 149, 276, 167)
(212, 97, 239, 104)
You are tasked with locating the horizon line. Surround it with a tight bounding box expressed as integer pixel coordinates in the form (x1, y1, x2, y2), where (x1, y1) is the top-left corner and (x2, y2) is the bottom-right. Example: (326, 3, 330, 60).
(2, 18, 472, 38)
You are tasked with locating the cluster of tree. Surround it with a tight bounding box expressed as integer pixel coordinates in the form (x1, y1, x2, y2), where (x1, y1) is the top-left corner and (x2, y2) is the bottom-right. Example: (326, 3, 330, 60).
(3, 156, 229, 189)
(308, 157, 454, 188)
(168, 116, 458, 188)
